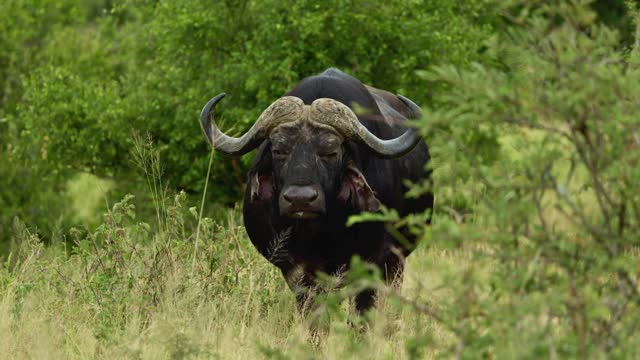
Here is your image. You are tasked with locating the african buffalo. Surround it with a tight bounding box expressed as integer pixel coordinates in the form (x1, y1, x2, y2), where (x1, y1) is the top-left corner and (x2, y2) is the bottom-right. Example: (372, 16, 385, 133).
(200, 68, 433, 313)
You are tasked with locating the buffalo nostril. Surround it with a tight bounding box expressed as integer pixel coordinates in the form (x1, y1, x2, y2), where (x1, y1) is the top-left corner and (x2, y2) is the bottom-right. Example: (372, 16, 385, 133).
(283, 186, 318, 204)
(305, 189, 319, 202)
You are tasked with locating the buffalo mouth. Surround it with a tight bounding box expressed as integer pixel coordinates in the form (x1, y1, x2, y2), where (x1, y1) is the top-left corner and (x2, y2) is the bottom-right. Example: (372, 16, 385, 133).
(279, 184, 326, 220)
(286, 210, 322, 220)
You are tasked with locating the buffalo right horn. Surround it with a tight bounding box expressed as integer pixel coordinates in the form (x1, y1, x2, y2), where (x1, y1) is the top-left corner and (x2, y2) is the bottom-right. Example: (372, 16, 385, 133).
(200, 94, 305, 155)
(309, 96, 423, 159)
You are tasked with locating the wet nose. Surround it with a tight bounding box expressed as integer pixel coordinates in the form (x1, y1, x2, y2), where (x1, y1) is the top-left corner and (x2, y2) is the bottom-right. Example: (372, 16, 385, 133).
(282, 185, 318, 206)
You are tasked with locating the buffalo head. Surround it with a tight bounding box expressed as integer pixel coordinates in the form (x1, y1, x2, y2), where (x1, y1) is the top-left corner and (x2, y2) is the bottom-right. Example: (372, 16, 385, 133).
(199, 94, 422, 220)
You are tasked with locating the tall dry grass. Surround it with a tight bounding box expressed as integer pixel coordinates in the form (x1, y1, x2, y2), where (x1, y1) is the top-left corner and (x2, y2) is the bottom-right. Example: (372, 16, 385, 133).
(1, 202, 465, 359)
(0, 135, 458, 359)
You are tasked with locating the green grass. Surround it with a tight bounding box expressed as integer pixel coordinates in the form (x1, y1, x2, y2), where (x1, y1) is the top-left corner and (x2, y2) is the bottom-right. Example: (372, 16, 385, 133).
(0, 199, 466, 359)
(2, 153, 637, 358)
(2, 129, 639, 359)
(3, 161, 640, 358)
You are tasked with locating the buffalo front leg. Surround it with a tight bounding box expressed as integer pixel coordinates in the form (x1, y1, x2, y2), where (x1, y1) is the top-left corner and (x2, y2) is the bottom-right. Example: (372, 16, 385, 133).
(281, 265, 321, 315)
(281, 266, 327, 343)
(354, 255, 405, 316)
(354, 288, 376, 313)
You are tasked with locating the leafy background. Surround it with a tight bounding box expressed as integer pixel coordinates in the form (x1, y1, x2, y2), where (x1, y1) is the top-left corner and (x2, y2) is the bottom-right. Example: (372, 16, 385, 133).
(1, 0, 640, 358)
(1, 0, 500, 249)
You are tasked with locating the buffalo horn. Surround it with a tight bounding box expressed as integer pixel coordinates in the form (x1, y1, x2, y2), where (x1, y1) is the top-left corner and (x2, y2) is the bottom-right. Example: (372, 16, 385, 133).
(200, 94, 304, 155)
(309, 96, 423, 158)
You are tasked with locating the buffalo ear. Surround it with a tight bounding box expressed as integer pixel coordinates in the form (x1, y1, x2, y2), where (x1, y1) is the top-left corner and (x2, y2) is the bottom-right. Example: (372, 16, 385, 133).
(337, 163, 381, 212)
(248, 143, 275, 204)
(250, 172, 274, 203)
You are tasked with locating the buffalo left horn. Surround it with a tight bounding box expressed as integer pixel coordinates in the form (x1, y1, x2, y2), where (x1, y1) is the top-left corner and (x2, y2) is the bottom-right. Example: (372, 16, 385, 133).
(200, 94, 305, 155)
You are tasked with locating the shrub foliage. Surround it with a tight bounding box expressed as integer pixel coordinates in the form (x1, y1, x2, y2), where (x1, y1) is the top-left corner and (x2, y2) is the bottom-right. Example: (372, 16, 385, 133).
(1, 0, 495, 246)
(410, 0, 640, 356)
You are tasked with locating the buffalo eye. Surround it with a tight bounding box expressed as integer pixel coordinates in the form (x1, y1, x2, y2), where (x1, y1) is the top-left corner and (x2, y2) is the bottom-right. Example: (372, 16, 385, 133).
(272, 148, 289, 157)
(318, 151, 338, 159)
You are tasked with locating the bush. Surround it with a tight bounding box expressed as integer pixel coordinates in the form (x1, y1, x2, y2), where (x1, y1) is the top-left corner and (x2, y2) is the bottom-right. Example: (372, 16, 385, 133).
(400, 0, 640, 356)
(2, 0, 497, 247)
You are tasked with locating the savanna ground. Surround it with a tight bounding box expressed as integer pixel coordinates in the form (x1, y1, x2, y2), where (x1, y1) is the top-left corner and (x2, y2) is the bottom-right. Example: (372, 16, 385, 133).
(2, 0, 640, 358)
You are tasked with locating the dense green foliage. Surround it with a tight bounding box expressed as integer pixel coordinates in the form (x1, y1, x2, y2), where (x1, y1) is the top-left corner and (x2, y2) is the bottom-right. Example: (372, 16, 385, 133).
(411, 0, 640, 356)
(1, 0, 495, 247)
(2, 0, 640, 358)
